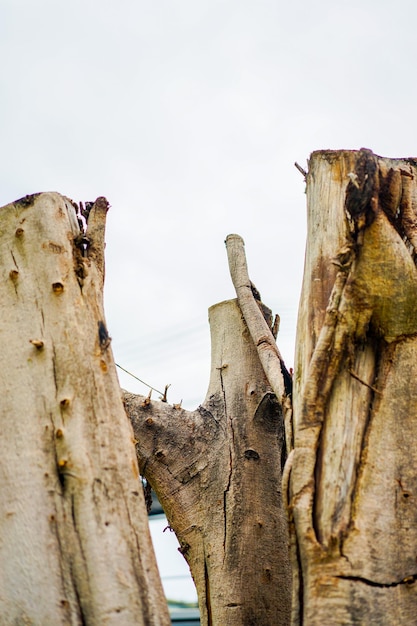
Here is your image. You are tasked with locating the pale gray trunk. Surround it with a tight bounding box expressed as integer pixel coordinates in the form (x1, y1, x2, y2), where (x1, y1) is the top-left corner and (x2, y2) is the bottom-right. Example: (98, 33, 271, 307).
(0, 193, 169, 625)
(125, 297, 292, 626)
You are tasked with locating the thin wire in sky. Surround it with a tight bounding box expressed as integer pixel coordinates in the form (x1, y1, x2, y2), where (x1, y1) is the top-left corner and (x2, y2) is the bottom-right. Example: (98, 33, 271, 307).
(115, 363, 165, 397)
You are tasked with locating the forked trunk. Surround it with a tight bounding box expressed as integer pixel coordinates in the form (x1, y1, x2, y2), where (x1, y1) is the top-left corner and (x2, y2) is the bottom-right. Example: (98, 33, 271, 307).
(126, 298, 292, 626)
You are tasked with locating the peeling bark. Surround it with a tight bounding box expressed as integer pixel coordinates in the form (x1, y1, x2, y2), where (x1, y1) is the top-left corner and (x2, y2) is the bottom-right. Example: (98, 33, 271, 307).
(289, 150, 417, 624)
(0, 193, 169, 625)
(125, 298, 292, 626)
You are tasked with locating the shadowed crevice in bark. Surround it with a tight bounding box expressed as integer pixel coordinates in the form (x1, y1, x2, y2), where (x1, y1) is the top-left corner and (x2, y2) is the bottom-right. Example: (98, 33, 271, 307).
(336, 573, 417, 589)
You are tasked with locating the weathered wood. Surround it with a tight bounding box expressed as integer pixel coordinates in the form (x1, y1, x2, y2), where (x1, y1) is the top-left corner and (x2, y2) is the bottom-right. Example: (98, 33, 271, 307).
(225, 233, 294, 455)
(289, 150, 417, 624)
(0, 193, 169, 625)
(126, 298, 292, 626)
(225, 233, 286, 400)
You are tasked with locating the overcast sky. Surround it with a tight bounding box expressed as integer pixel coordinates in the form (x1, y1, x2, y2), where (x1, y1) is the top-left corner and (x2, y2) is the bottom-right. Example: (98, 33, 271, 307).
(2, 0, 417, 408)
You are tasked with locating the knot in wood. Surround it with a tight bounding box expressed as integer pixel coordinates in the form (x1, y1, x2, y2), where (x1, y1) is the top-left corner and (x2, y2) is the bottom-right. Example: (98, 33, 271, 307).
(52, 282, 64, 294)
(30, 339, 44, 350)
(9, 269, 19, 281)
(244, 449, 260, 461)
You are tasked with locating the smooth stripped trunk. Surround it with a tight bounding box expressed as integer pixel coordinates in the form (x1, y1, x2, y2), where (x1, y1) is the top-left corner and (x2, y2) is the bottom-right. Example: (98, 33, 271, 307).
(0, 193, 169, 625)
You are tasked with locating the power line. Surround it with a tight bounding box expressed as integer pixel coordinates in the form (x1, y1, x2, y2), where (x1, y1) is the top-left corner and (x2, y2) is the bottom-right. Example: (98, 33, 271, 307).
(115, 363, 165, 397)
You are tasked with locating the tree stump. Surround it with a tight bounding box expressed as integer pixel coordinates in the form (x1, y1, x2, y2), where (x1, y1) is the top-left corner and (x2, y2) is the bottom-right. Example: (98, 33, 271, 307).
(289, 150, 417, 624)
(0, 193, 169, 625)
(126, 298, 292, 626)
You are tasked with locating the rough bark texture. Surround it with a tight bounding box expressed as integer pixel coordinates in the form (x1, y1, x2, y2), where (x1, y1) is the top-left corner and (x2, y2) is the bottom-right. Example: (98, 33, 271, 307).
(0, 193, 169, 625)
(125, 298, 292, 626)
(289, 150, 417, 624)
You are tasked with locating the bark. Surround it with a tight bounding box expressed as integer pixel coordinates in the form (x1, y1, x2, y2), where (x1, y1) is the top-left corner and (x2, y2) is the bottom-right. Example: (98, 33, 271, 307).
(125, 297, 292, 626)
(289, 150, 417, 624)
(0, 193, 169, 625)
(225, 233, 286, 400)
(225, 233, 294, 453)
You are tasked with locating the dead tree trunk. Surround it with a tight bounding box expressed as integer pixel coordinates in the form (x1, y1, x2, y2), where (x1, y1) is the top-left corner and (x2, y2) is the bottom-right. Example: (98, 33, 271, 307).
(0, 193, 169, 625)
(125, 295, 292, 625)
(289, 149, 417, 624)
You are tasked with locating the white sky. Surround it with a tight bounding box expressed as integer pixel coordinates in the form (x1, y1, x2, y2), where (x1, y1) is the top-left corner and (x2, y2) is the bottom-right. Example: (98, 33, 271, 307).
(2, 0, 417, 603)
(2, 0, 416, 408)
(149, 515, 198, 605)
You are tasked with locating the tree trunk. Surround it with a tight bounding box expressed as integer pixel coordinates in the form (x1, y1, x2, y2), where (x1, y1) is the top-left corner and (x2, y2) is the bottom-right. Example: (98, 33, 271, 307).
(0, 193, 169, 625)
(289, 150, 417, 624)
(125, 298, 292, 625)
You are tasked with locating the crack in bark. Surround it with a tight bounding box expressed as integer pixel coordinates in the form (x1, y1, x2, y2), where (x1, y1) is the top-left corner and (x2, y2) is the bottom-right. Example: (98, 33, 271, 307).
(120, 486, 152, 626)
(71, 565, 87, 626)
(69, 493, 91, 623)
(222, 467, 232, 563)
(9, 250, 19, 295)
(295, 535, 305, 626)
(336, 573, 417, 588)
(10, 249, 18, 269)
(51, 344, 59, 399)
(219, 367, 233, 563)
(204, 558, 213, 626)
(48, 510, 73, 619)
(348, 368, 381, 394)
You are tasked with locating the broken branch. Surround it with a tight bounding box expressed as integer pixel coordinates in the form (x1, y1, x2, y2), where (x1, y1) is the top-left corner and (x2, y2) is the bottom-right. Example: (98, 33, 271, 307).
(225, 233, 286, 401)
